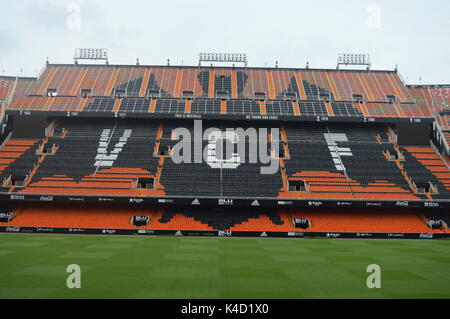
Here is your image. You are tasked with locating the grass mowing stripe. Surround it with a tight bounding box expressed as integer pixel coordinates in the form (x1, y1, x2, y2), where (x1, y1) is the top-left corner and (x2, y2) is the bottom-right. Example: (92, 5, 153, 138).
(0, 234, 449, 299)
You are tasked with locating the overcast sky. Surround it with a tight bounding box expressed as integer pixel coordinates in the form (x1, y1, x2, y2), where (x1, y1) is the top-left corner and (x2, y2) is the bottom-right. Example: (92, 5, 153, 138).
(0, 0, 449, 84)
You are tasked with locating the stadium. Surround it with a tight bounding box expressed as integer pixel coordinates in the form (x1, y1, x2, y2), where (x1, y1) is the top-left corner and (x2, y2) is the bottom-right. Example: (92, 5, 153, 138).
(0, 1, 450, 302)
(0, 51, 449, 299)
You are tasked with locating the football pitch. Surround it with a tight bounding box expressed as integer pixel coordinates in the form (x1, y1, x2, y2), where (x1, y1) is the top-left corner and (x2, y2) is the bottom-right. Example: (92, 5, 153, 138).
(0, 234, 450, 299)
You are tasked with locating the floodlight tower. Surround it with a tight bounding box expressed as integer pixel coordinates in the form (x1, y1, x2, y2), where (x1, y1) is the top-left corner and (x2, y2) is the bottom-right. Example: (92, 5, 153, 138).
(198, 52, 248, 67)
(74, 48, 109, 65)
(337, 53, 371, 70)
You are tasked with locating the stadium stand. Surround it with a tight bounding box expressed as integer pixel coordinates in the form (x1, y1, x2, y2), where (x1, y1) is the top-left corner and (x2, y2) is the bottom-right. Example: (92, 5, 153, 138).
(279, 122, 422, 200)
(1, 203, 447, 235)
(0, 61, 449, 239)
(4, 65, 433, 118)
(0, 77, 15, 102)
(0, 139, 40, 192)
(406, 85, 450, 155)
(18, 118, 164, 196)
(3, 117, 438, 201)
(157, 120, 283, 197)
(401, 147, 450, 199)
(0, 111, 448, 200)
(282, 208, 443, 233)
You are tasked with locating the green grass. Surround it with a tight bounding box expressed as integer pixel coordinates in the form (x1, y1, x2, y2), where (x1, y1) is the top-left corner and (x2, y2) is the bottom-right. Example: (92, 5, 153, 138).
(0, 234, 450, 299)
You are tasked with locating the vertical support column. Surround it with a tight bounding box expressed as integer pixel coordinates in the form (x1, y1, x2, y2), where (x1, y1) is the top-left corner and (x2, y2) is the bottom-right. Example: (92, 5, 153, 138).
(139, 68, 152, 97)
(325, 101, 335, 117)
(38, 67, 58, 96)
(185, 99, 192, 114)
(70, 68, 87, 96)
(356, 102, 370, 117)
(266, 71, 276, 100)
(112, 98, 122, 113)
(208, 70, 215, 99)
(259, 101, 266, 115)
(358, 73, 374, 101)
(148, 99, 157, 113)
(388, 73, 407, 102)
(327, 72, 341, 101)
(156, 121, 164, 140)
(174, 69, 183, 98)
(292, 100, 301, 116)
(279, 123, 290, 191)
(231, 70, 238, 99)
(77, 98, 88, 112)
(220, 100, 227, 114)
(105, 68, 119, 96)
(294, 71, 307, 100)
(154, 121, 165, 189)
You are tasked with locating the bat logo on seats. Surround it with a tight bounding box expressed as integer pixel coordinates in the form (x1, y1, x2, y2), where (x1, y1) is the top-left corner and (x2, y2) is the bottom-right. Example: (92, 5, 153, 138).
(171, 120, 280, 174)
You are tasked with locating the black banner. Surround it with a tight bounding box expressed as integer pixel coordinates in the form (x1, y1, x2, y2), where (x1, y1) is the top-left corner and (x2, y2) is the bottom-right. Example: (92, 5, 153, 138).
(1, 193, 449, 209)
(6, 109, 433, 124)
(0, 226, 448, 240)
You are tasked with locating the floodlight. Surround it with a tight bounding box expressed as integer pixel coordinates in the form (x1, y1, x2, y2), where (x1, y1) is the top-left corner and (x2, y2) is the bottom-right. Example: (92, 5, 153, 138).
(337, 53, 371, 69)
(74, 48, 108, 64)
(199, 52, 248, 66)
